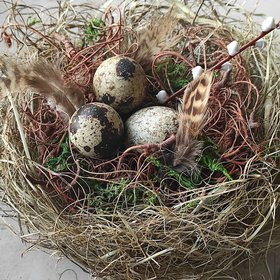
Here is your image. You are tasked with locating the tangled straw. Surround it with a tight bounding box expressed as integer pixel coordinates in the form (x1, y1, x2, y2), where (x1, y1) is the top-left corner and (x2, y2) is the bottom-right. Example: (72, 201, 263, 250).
(1, 1, 277, 204)
(1, 1, 280, 279)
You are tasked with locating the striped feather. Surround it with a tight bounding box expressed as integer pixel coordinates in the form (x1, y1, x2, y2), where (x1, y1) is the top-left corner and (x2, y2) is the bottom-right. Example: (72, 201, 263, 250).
(173, 71, 213, 172)
(133, 15, 181, 72)
(0, 56, 85, 118)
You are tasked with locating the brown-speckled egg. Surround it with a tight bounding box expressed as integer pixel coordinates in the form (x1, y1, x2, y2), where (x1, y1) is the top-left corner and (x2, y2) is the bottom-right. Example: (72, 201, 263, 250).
(93, 56, 147, 114)
(69, 103, 124, 158)
(125, 106, 178, 147)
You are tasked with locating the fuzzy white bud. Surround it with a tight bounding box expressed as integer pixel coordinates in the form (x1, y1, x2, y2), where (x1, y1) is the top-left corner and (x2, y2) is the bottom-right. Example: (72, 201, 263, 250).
(47, 98, 56, 110)
(227, 41, 239, 56)
(0, 69, 7, 79)
(255, 38, 267, 49)
(261, 17, 276, 32)
(192, 66, 204, 79)
(221, 62, 233, 72)
(156, 90, 169, 104)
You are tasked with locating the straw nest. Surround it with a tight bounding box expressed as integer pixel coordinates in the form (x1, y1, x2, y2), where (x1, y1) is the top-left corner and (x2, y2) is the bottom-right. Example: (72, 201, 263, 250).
(0, 1, 279, 279)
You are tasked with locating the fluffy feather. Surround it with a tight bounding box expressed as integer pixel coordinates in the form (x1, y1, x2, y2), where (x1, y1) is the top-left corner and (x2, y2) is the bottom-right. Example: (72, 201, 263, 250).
(133, 15, 181, 71)
(0, 56, 26, 96)
(173, 71, 213, 172)
(0, 56, 85, 117)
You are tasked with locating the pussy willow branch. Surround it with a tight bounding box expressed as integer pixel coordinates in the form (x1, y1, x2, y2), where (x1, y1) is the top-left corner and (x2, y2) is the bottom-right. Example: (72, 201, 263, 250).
(211, 21, 280, 70)
(163, 20, 280, 104)
(142, 22, 280, 155)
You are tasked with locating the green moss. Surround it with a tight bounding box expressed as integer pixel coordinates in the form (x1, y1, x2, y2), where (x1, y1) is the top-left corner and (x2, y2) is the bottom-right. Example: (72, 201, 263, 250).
(84, 18, 105, 42)
(88, 178, 160, 210)
(199, 137, 233, 180)
(214, 71, 221, 78)
(45, 137, 72, 172)
(144, 191, 159, 205)
(148, 136, 232, 187)
(44, 138, 160, 210)
(155, 59, 192, 92)
(147, 156, 195, 189)
(184, 199, 199, 209)
(27, 16, 40, 26)
(88, 179, 128, 208)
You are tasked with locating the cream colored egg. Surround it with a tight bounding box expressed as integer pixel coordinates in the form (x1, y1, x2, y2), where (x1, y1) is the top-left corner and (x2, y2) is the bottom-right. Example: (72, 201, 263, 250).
(69, 103, 124, 158)
(125, 106, 178, 147)
(93, 56, 147, 114)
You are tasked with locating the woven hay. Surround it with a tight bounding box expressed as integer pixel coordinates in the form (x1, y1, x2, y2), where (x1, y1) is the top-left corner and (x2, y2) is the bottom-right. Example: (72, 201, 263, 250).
(0, 1, 280, 279)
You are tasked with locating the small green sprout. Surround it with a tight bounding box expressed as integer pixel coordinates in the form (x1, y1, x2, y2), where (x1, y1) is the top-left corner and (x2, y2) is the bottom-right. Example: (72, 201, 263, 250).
(85, 18, 105, 42)
(27, 16, 40, 27)
(199, 137, 233, 180)
(155, 59, 192, 92)
(45, 137, 71, 172)
(147, 156, 195, 189)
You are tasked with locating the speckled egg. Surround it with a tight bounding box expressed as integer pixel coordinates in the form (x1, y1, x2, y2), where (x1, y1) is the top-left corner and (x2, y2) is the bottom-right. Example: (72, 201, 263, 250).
(125, 106, 178, 147)
(93, 56, 147, 114)
(69, 103, 124, 158)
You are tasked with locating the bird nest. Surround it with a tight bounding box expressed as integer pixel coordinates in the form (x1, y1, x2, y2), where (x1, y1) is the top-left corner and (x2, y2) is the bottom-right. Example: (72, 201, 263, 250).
(0, 1, 280, 279)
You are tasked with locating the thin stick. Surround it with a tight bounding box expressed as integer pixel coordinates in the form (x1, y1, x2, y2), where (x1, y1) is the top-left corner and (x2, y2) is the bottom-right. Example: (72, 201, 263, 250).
(192, 0, 206, 25)
(164, 20, 280, 104)
(6, 89, 32, 161)
(211, 20, 280, 70)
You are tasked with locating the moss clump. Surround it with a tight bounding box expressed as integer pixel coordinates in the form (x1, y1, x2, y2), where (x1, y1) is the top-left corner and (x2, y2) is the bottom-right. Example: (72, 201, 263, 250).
(88, 178, 160, 212)
(155, 59, 192, 92)
(199, 137, 233, 181)
(45, 137, 71, 172)
(148, 136, 232, 189)
(84, 18, 105, 42)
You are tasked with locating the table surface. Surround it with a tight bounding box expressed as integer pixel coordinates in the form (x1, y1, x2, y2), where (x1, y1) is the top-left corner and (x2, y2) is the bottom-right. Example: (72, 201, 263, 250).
(0, 1, 279, 279)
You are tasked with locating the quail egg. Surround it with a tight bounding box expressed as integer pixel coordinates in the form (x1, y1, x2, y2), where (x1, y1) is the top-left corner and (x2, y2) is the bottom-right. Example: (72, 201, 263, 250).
(125, 106, 178, 147)
(93, 56, 147, 114)
(69, 103, 124, 158)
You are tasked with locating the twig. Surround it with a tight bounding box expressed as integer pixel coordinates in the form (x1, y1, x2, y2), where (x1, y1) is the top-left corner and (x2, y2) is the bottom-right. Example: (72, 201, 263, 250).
(164, 20, 280, 104)
(117, 134, 176, 169)
(192, 0, 206, 25)
(53, 32, 76, 57)
(5, 89, 32, 161)
(211, 20, 280, 70)
(212, 69, 231, 92)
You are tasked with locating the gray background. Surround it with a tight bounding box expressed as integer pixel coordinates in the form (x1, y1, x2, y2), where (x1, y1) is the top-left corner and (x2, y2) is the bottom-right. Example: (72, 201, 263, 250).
(1, 0, 280, 279)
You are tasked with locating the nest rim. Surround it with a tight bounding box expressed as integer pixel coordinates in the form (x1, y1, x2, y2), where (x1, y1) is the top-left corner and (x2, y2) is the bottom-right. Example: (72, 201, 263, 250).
(0, 1, 280, 279)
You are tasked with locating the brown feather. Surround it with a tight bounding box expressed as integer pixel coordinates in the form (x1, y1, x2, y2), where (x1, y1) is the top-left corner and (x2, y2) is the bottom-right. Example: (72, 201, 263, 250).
(134, 15, 181, 72)
(0, 56, 26, 97)
(173, 71, 213, 172)
(0, 56, 85, 117)
(24, 61, 85, 116)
